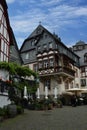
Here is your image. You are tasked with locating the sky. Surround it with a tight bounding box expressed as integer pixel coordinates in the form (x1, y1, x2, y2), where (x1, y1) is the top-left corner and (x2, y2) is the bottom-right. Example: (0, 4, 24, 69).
(6, 0, 87, 49)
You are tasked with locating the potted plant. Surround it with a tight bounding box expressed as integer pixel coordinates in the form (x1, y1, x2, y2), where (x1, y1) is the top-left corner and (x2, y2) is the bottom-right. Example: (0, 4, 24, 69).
(57, 99, 62, 108)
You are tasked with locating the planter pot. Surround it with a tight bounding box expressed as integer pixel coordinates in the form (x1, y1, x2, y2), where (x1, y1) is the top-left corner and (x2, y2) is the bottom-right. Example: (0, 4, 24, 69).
(0, 116, 4, 122)
(48, 104, 53, 110)
(57, 104, 62, 108)
(8, 104, 17, 118)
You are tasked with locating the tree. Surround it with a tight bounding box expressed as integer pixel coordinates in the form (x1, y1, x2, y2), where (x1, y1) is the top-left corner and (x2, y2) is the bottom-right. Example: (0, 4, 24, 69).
(0, 62, 38, 103)
(0, 62, 37, 79)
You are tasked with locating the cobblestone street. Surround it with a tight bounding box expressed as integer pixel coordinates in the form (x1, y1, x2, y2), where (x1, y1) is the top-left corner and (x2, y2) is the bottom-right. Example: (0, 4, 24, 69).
(0, 106, 87, 130)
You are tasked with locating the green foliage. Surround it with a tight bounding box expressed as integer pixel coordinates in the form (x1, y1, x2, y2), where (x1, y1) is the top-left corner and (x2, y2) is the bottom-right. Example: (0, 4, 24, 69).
(57, 99, 62, 104)
(3, 106, 10, 118)
(34, 98, 54, 110)
(0, 107, 5, 116)
(14, 79, 37, 94)
(17, 105, 24, 114)
(35, 100, 43, 110)
(0, 62, 37, 78)
(0, 62, 15, 75)
(57, 99, 63, 108)
(0, 62, 38, 103)
(8, 84, 16, 101)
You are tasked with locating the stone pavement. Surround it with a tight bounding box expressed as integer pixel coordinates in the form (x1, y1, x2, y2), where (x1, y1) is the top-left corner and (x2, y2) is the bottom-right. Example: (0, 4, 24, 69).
(0, 106, 87, 130)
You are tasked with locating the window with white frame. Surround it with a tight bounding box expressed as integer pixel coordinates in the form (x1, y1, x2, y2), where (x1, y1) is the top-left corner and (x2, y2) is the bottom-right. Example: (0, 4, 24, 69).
(43, 60, 48, 68)
(49, 42, 52, 48)
(84, 53, 87, 62)
(43, 44, 47, 49)
(49, 58, 54, 67)
(81, 79, 86, 87)
(44, 79, 51, 90)
(33, 64, 38, 72)
(38, 61, 43, 69)
(25, 53, 29, 59)
(37, 46, 41, 52)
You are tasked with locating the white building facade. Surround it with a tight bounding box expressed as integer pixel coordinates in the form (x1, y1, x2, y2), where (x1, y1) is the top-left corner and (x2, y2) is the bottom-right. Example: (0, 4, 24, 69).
(0, 0, 11, 107)
(71, 41, 87, 90)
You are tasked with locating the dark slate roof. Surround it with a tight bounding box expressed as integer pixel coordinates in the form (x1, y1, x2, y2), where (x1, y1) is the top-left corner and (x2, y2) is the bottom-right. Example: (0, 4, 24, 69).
(76, 40, 86, 46)
(9, 28, 23, 64)
(20, 24, 79, 61)
(20, 25, 44, 52)
(20, 25, 65, 52)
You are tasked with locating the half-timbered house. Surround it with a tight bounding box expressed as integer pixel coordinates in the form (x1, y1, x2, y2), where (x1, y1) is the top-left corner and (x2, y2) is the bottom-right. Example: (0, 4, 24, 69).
(20, 24, 80, 98)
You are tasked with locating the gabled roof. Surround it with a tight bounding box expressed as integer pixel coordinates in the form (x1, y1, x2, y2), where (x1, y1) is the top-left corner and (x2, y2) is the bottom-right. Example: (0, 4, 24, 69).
(20, 25, 43, 51)
(20, 24, 79, 60)
(20, 24, 60, 51)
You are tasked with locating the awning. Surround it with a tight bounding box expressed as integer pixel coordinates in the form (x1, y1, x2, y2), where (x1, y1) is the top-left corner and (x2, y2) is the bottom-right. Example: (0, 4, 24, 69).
(62, 91, 74, 96)
(67, 88, 87, 95)
(67, 88, 83, 92)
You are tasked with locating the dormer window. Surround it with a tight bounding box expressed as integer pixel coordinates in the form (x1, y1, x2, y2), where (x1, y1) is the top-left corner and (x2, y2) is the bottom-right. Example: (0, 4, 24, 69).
(73, 46, 77, 51)
(49, 42, 52, 48)
(31, 40, 34, 46)
(84, 53, 87, 62)
(37, 46, 41, 52)
(31, 39, 37, 46)
(25, 53, 29, 59)
(78, 45, 83, 50)
(43, 44, 47, 50)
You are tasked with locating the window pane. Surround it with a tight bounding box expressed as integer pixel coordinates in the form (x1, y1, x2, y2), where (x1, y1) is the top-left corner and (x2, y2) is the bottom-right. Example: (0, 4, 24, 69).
(49, 42, 52, 48)
(49, 59, 54, 67)
(81, 79, 86, 86)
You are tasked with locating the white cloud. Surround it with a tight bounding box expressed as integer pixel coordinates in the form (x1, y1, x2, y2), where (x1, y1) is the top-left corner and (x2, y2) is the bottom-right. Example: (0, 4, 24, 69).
(75, 7, 87, 16)
(6, 0, 15, 4)
(10, 8, 46, 33)
(40, 0, 62, 6)
(8, 0, 87, 48)
(16, 37, 25, 48)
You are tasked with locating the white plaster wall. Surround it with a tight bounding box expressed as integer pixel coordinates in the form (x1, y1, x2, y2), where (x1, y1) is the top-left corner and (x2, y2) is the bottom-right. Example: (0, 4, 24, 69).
(38, 77, 65, 97)
(39, 81, 44, 95)
(0, 70, 9, 81)
(29, 63, 33, 70)
(0, 95, 11, 108)
(74, 67, 81, 88)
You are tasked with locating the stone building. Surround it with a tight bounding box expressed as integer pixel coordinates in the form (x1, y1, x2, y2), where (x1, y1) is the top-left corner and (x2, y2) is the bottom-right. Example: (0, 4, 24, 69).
(71, 41, 87, 89)
(20, 24, 80, 98)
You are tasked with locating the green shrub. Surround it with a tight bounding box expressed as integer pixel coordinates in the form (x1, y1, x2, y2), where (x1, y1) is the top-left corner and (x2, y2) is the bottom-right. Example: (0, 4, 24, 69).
(57, 99, 62, 108)
(35, 101, 44, 110)
(17, 105, 24, 114)
(3, 106, 10, 118)
(0, 107, 5, 117)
